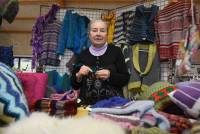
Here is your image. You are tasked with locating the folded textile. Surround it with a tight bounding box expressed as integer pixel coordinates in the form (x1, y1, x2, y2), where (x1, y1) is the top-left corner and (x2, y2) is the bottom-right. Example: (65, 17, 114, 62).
(91, 100, 170, 131)
(50, 90, 79, 101)
(33, 98, 77, 116)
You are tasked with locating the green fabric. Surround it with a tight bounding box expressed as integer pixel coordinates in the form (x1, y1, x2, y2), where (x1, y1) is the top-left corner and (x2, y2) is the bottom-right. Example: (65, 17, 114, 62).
(132, 44, 156, 76)
(138, 81, 175, 110)
(138, 81, 173, 99)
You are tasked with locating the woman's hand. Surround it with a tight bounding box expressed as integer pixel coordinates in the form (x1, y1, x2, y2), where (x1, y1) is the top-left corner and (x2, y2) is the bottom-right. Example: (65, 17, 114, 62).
(77, 65, 92, 76)
(76, 65, 92, 82)
(95, 69, 110, 80)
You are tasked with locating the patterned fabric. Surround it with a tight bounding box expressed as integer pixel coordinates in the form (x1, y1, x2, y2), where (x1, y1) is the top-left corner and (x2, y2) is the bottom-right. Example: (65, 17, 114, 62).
(150, 86, 176, 102)
(169, 80, 200, 118)
(0, 62, 29, 126)
(31, 4, 60, 68)
(154, 0, 199, 60)
(113, 11, 134, 46)
(81, 71, 121, 105)
(50, 90, 79, 101)
(33, 98, 77, 117)
(38, 19, 61, 66)
(138, 81, 175, 110)
(159, 111, 192, 134)
(71, 45, 130, 105)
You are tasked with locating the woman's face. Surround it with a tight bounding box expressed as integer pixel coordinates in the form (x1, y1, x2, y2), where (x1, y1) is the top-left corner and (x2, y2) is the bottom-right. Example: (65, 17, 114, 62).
(89, 21, 108, 48)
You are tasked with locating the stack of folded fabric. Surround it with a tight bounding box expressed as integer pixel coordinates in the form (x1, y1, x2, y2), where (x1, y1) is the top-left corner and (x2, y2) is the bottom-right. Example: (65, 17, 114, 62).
(159, 111, 192, 134)
(32, 90, 78, 117)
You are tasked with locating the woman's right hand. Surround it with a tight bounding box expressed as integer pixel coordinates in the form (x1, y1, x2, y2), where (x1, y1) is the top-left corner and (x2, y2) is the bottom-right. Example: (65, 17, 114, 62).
(76, 65, 92, 82)
(77, 65, 92, 76)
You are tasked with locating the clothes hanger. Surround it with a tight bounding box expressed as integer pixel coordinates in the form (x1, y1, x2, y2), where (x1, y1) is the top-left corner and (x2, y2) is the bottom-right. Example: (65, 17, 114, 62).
(143, 0, 152, 8)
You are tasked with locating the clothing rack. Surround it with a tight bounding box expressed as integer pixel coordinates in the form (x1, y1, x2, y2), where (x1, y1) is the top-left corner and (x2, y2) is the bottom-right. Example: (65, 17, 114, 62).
(39, 0, 171, 79)
(113, 0, 168, 16)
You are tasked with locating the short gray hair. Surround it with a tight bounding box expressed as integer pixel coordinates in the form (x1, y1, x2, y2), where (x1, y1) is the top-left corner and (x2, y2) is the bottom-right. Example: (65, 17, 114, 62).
(88, 19, 108, 33)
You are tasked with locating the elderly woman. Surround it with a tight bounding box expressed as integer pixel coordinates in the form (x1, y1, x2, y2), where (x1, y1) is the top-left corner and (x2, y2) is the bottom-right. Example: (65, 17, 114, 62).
(71, 20, 130, 105)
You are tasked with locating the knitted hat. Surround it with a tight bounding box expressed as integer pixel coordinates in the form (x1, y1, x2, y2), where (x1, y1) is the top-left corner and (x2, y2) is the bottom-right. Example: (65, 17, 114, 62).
(138, 81, 176, 110)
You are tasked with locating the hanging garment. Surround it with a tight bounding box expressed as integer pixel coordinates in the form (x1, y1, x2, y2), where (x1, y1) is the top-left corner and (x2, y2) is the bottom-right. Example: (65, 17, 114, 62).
(0, 0, 19, 25)
(113, 11, 135, 46)
(102, 12, 115, 44)
(129, 4, 159, 45)
(31, 4, 60, 69)
(176, 24, 200, 75)
(57, 10, 90, 55)
(38, 19, 61, 66)
(0, 46, 14, 67)
(112, 11, 135, 72)
(154, 0, 199, 61)
(128, 44, 160, 93)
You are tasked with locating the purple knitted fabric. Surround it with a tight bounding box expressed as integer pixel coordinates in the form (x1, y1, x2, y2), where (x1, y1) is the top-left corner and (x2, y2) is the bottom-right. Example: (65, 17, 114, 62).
(169, 80, 200, 118)
(31, 4, 60, 68)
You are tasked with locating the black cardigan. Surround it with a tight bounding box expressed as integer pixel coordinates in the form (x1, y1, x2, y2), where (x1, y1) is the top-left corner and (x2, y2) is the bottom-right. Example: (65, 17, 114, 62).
(71, 45, 130, 104)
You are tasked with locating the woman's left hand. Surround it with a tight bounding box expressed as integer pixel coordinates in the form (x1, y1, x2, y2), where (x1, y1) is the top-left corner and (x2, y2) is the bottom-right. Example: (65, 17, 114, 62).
(95, 69, 110, 79)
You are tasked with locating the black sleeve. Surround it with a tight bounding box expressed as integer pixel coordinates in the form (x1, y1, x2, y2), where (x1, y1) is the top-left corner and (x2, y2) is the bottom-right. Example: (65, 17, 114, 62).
(70, 54, 83, 89)
(107, 47, 130, 88)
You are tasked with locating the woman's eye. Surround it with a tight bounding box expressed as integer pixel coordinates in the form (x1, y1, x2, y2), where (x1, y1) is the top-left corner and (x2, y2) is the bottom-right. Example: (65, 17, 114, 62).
(92, 29, 98, 32)
(100, 29, 106, 33)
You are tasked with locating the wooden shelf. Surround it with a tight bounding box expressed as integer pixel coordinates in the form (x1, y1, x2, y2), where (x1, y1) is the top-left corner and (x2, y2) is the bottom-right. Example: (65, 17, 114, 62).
(0, 30, 32, 34)
(19, 0, 65, 5)
(15, 17, 36, 20)
(66, 0, 137, 2)
(19, 0, 138, 5)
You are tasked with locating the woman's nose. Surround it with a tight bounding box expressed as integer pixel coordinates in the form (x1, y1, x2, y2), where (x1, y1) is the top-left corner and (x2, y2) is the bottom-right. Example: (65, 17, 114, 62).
(96, 30, 101, 35)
